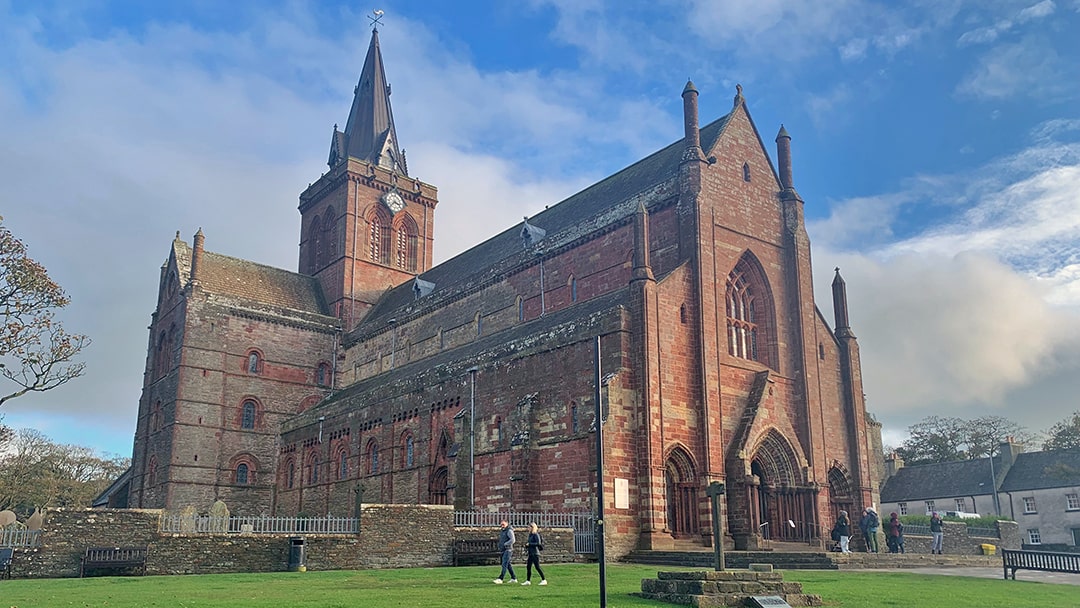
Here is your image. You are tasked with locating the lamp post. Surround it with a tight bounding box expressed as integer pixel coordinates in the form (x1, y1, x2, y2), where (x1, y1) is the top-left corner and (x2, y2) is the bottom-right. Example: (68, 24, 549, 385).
(988, 443, 1001, 515)
(467, 366, 479, 510)
(593, 335, 607, 608)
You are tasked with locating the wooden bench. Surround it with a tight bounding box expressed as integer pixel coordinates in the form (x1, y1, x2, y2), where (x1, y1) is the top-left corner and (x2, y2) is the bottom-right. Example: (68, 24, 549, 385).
(452, 539, 503, 566)
(1002, 548, 1080, 580)
(80, 546, 149, 577)
(0, 547, 12, 580)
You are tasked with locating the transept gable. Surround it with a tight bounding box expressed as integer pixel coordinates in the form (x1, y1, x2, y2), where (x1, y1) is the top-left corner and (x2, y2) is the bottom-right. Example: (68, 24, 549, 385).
(702, 99, 782, 193)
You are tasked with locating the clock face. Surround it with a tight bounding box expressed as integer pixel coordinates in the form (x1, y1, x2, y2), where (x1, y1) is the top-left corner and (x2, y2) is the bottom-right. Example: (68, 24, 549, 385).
(383, 190, 405, 214)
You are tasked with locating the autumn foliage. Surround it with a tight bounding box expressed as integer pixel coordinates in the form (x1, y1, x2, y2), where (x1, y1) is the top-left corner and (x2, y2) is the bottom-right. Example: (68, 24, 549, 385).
(0, 216, 89, 407)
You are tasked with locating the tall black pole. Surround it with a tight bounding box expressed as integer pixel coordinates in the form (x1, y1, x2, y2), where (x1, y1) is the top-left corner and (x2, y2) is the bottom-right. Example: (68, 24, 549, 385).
(594, 335, 607, 608)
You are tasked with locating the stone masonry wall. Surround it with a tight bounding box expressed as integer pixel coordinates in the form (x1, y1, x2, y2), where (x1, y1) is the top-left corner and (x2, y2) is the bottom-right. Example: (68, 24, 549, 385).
(7, 506, 577, 579)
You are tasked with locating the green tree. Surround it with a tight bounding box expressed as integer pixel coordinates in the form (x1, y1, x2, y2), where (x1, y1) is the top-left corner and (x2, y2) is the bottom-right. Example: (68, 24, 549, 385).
(0, 216, 89, 406)
(895, 415, 1033, 465)
(1043, 411, 1080, 451)
(0, 428, 129, 517)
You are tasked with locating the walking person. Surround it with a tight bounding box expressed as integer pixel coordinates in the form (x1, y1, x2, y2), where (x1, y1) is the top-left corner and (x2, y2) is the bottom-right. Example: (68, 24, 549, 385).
(521, 522, 548, 586)
(929, 511, 944, 554)
(835, 510, 852, 554)
(493, 520, 517, 584)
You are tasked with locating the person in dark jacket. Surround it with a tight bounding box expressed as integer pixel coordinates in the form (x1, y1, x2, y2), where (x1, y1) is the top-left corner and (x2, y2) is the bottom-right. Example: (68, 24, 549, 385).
(493, 520, 517, 584)
(861, 508, 880, 553)
(520, 522, 547, 586)
(834, 510, 852, 553)
(929, 512, 944, 554)
(886, 512, 905, 554)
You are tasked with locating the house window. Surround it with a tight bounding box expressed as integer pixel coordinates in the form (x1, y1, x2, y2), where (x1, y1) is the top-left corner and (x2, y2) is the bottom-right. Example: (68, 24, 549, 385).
(925, 500, 935, 514)
(236, 463, 249, 485)
(1072, 528, 1080, 546)
(1066, 494, 1079, 511)
(241, 400, 256, 430)
(1023, 497, 1037, 514)
(247, 351, 261, 374)
(954, 498, 967, 511)
(1027, 528, 1041, 544)
(898, 502, 908, 515)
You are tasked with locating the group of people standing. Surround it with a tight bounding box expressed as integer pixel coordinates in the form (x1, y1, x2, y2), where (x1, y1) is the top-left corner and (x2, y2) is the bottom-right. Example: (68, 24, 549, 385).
(493, 520, 548, 586)
(832, 508, 945, 554)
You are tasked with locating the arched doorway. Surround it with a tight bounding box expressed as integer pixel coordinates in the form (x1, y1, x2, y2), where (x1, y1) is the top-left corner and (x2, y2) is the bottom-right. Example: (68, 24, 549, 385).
(828, 464, 854, 522)
(429, 466, 448, 505)
(748, 430, 817, 542)
(665, 447, 699, 539)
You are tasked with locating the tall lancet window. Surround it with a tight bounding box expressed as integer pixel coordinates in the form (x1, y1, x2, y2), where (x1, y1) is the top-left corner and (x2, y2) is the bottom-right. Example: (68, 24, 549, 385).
(394, 215, 418, 272)
(726, 259, 761, 362)
(369, 208, 392, 265)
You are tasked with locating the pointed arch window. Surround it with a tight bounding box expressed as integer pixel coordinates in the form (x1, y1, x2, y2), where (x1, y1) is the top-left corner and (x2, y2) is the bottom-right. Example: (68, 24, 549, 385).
(517, 296, 525, 322)
(147, 456, 158, 487)
(336, 447, 349, 480)
(402, 432, 414, 468)
(569, 276, 578, 302)
(725, 255, 775, 368)
(367, 440, 379, 475)
(307, 215, 321, 273)
(286, 459, 296, 489)
(394, 215, 419, 272)
(317, 362, 331, 386)
(322, 207, 337, 266)
(369, 207, 392, 265)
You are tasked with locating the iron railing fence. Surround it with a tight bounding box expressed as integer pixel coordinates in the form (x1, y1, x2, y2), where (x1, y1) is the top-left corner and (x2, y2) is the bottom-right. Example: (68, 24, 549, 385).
(903, 524, 931, 535)
(160, 514, 358, 535)
(0, 528, 42, 547)
(453, 511, 595, 554)
(967, 526, 997, 537)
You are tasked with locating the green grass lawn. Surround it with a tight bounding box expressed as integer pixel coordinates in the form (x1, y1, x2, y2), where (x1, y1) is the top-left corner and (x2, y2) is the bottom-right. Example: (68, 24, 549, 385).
(2, 564, 1077, 608)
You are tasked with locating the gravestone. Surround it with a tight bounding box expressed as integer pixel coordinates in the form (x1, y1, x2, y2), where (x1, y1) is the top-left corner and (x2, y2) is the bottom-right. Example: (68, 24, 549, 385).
(179, 505, 198, 533)
(209, 500, 230, 533)
(26, 509, 43, 531)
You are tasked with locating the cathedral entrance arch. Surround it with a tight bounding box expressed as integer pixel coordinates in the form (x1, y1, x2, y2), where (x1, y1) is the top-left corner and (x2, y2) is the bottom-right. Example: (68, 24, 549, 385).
(747, 430, 818, 543)
(827, 463, 854, 523)
(429, 466, 448, 505)
(664, 447, 699, 539)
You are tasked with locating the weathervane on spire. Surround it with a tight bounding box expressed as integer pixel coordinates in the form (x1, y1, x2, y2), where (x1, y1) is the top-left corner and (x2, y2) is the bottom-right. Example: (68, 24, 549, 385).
(369, 9, 385, 30)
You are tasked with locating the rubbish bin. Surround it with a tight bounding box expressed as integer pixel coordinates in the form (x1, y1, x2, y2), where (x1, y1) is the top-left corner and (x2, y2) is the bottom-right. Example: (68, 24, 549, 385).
(981, 543, 996, 555)
(288, 536, 306, 571)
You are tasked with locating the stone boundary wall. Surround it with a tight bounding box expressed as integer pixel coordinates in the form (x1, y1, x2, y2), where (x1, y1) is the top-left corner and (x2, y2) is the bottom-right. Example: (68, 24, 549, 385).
(893, 520, 1020, 554)
(6, 506, 578, 579)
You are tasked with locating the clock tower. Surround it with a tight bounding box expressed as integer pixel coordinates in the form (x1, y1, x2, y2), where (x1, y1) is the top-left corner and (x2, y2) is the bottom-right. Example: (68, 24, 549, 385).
(298, 27, 438, 330)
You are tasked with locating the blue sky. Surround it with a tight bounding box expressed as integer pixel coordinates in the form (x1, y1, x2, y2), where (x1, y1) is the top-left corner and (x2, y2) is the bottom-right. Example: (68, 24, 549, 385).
(1, 0, 1079, 458)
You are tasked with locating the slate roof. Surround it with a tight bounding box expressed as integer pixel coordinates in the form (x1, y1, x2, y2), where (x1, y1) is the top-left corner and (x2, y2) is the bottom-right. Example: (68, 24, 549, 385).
(285, 286, 632, 433)
(999, 450, 1080, 492)
(173, 239, 334, 321)
(355, 111, 735, 333)
(880, 457, 1000, 502)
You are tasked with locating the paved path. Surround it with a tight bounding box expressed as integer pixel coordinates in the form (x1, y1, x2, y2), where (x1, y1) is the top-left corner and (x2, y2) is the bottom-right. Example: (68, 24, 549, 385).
(867, 566, 1080, 586)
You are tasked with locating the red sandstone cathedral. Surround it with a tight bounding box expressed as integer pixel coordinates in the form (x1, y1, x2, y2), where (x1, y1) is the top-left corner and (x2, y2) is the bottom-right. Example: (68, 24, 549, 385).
(109, 28, 882, 555)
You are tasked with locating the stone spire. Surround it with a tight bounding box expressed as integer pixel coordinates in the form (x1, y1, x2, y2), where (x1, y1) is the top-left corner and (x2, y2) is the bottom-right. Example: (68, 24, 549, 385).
(331, 27, 406, 174)
(832, 267, 854, 338)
